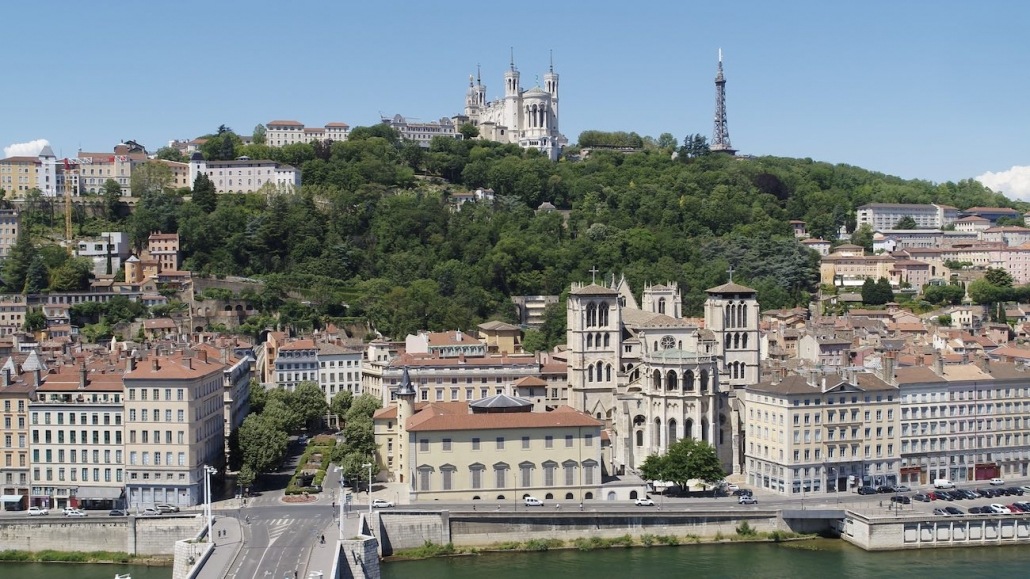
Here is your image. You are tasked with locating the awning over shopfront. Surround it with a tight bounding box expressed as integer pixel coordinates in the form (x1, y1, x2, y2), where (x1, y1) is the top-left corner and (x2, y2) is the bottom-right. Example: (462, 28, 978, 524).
(0, 494, 23, 502)
(75, 487, 123, 500)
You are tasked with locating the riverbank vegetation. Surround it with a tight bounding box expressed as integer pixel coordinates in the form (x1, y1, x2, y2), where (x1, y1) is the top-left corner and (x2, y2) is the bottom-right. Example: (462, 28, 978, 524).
(0, 549, 169, 565)
(388, 528, 814, 560)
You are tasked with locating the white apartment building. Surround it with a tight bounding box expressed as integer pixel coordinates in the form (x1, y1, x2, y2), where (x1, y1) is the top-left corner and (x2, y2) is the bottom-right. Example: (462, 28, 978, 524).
(123, 350, 225, 509)
(187, 153, 300, 194)
(895, 355, 1030, 485)
(382, 115, 460, 148)
(265, 120, 350, 147)
(317, 342, 363, 400)
(743, 369, 900, 495)
(75, 232, 131, 277)
(0, 209, 19, 259)
(29, 360, 126, 510)
(856, 203, 960, 231)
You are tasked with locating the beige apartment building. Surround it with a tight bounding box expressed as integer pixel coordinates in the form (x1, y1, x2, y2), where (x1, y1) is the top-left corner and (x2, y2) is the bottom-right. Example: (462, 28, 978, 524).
(374, 369, 602, 502)
(29, 360, 125, 510)
(123, 350, 225, 509)
(743, 369, 900, 495)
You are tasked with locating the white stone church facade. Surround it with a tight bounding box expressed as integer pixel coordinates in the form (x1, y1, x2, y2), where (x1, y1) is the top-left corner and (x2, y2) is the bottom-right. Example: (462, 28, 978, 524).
(453, 58, 567, 161)
(565, 276, 760, 479)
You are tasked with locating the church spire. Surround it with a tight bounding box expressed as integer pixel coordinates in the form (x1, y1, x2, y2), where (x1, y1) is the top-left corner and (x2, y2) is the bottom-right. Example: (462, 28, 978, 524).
(510, 46, 515, 70)
(549, 49, 553, 73)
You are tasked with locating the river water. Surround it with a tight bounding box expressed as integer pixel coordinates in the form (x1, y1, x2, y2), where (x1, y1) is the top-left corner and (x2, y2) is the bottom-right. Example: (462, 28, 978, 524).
(382, 539, 1030, 579)
(0, 562, 170, 579)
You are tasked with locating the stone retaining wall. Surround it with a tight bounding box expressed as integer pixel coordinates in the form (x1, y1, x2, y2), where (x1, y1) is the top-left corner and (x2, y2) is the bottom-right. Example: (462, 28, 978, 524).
(0, 515, 202, 556)
(842, 510, 1030, 550)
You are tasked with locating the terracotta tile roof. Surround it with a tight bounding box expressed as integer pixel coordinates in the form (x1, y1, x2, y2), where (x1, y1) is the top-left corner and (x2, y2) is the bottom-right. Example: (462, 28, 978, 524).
(268, 120, 303, 126)
(124, 351, 225, 381)
(373, 406, 397, 420)
(388, 352, 538, 368)
(513, 376, 547, 387)
(37, 361, 125, 392)
(324, 122, 350, 128)
(280, 339, 317, 351)
(143, 318, 177, 330)
(406, 403, 600, 432)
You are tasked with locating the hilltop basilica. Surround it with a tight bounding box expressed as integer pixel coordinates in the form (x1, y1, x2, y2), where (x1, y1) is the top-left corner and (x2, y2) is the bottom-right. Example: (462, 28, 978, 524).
(565, 275, 760, 477)
(453, 55, 567, 161)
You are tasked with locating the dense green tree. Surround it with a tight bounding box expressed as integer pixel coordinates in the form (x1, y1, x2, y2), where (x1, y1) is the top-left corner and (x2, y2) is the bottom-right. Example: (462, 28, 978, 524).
(922, 283, 964, 306)
(24, 256, 49, 294)
(639, 438, 724, 489)
(330, 390, 354, 422)
(155, 147, 186, 163)
(894, 216, 918, 229)
(49, 257, 93, 291)
(850, 224, 875, 253)
(458, 123, 479, 140)
(249, 380, 269, 414)
(291, 381, 330, 429)
(191, 173, 217, 213)
(346, 394, 382, 423)
(252, 124, 267, 145)
(3, 228, 35, 293)
(238, 414, 288, 474)
(342, 415, 376, 458)
(23, 308, 46, 332)
(984, 267, 1014, 288)
(102, 179, 123, 220)
(657, 133, 678, 150)
(129, 161, 173, 197)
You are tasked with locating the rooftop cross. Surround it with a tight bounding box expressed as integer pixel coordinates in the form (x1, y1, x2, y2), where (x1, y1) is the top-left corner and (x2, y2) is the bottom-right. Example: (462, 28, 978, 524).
(589, 266, 599, 284)
(727, 265, 735, 283)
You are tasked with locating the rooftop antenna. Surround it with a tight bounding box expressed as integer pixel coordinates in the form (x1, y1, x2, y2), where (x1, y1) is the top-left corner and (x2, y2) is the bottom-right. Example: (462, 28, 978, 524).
(549, 49, 554, 72)
(477, 63, 481, 84)
(510, 47, 515, 70)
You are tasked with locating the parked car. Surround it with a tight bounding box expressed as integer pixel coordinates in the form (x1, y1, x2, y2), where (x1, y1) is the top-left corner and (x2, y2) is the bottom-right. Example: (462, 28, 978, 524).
(989, 478, 1006, 486)
(944, 506, 964, 516)
(372, 499, 395, 508)
(634, 497, 655, 506)
(1007, 503, 1026, 513)
(857, 486, 878, 495)
(989, 504, 1012, 514)
(65, 508, 87, 517)
(933, 479, 956, 489)
(738, 495, 758, 505)
(890, 495, 911, 505)
(1019, 485, 1030, 494)
(933, 508, 948, 516)
(1006, 487, 1024, 496)
(732, 489, 753, 497)
(156, 504, 180, 513)
(142, 507, 161, 516)
(522, 497, 543, 507)
(893, 485, 911, 493)
(913, 493, 931, 502)
(109, 509, 128, 517)
(968, 506, 985, 514)
(724, 483, 740, 492)
(27, 506, 48, 516)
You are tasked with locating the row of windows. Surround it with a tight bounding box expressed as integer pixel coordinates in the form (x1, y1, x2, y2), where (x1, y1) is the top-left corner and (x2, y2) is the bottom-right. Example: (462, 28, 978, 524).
(128, 409, 185, 422)
(419, 434, 594, 452)
(126, 388, 186, 402)
(33, 412, 121, 426)
(32, 448, 122, 464)
(33, 430, 120, 445)
(127, 430, 185, 444)
(33, 467, 121, 483)
(415, 460, 598, 491)
(128, 451, 187, 466)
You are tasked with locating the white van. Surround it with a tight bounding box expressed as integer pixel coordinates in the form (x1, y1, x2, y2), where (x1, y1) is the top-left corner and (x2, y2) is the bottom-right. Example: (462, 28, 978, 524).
(933, 479, 956, 489)
(523, 496, 544, 506)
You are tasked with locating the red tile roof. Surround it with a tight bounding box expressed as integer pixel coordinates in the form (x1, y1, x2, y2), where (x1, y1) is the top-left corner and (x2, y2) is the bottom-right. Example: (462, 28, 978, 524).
(407, 403, 600, 432)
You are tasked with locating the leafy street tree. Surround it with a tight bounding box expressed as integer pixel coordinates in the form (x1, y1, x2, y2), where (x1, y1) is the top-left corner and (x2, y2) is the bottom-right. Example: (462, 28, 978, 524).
(343, 416, 377, 458)
(330, 390, 354, 422)
(291, 381, 329, 429)
(347, 393, 383, 423)
(237, 414, 289, 474)
(236, 464, 256, 491)
(639, 438, 724, 490)
(191, 173, 217, 214)
(894, 216, 917, 229)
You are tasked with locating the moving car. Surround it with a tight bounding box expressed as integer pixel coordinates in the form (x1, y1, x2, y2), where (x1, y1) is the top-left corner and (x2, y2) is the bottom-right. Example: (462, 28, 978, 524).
(893, 485, 911, 493)
(156, 504, 180, 513)
(372, 499, 395, 508)
(913, 494, 931, 502)
(142, 507, 161, 516)
(27, 506, 48, 516)
(725, 483, 740, 492)
(857, 486, 878, 495)
(65, 508, 87, 517)
(933, 479, 956, 489)
(738, 495, 758, 505)
(522, 497, 543, 507)
(989, 478, 1006, 486)
(109, 509, 128, 516)
(634, 497, 655, 506)
(732, 489, 753, 497)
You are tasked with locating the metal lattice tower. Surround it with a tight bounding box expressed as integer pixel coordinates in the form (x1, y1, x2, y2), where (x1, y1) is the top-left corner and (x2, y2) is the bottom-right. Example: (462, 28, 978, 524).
(711, 49, 736, 155)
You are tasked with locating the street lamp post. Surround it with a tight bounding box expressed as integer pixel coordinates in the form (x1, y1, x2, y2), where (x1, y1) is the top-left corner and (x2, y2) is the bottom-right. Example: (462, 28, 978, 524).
(203, 465, 217, 544)
(362, 462, 373, 528)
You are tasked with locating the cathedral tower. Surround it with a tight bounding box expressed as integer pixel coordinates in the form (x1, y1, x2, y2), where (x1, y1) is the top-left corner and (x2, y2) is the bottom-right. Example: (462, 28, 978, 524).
(543, 51, 559, 118)
(567, 280, 622, 420)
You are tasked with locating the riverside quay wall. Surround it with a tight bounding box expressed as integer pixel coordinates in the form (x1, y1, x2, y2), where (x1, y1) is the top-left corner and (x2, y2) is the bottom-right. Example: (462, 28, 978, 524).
(0, 515, 203, 556)
(842, 510, 1030, 550)
(373, 509, 788, 555)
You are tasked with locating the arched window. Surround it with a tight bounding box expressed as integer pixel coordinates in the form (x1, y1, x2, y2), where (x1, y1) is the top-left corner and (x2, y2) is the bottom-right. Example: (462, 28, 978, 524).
(733, 333, 740, 349)
(742, 333, 748, 348)
(700, 369, 709, 392)
(586, 302, 597, 327)
(685, 418, 694, 440)
(652, 370, 663, 390)
(605, 364, 612, 382)
(596, 361, 604, 382)
(668, 418, 678, 444)
(599, 303, 609, 326)
(740, 301, 747, 327)
(596, 333, 602, 347)
(724, 304, 732, 328)
(586, 334, 593, 348)
(684, 370, 695, 391)
(603, 333, 610, 347)
(635, 430, 644, 447)
(588, 365, 594, 382)
(719, 414, 727, 445)
(701, 418, 709, 442)
(653, 418, 662, 447)
(666, 370, 678, 390)
(658, 297, 666, 314)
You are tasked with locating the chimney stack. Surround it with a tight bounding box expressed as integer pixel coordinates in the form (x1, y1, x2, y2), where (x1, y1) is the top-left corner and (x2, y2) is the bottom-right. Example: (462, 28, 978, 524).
(199, 349, 208, 364)
(152, 358, 160, 372)
(882, 351, 896, 385)
(33, 369, 42, 388)
(79, 365, 87, 389)
(933, 349, 944, 376)
(1, 368, 8, 388)
(126, 355, 136, 373)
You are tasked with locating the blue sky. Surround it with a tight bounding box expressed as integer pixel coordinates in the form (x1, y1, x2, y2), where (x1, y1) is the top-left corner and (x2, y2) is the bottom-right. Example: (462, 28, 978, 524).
(5, 1, 1030, 198)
